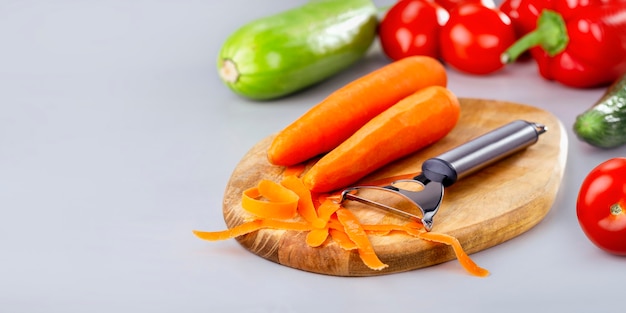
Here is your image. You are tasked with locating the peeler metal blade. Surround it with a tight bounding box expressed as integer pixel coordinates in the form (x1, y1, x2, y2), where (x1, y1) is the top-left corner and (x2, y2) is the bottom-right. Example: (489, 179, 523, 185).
(340, 175, 443, 231)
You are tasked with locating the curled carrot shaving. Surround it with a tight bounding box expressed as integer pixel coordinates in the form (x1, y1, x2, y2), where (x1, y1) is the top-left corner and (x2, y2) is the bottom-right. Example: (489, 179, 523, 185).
(316, 199, 341, 224)
(362, 221, 423, 236)
(329, 228, 357, 250)
(193, 219, 312, 241)
(326, 216, 344, 231)
(401, 220, 425, 237)
(326, 215, 358, 250)
(195, 174, 489, 276)
(336, 208, 388, 271)
(193, 220, 264, 241)
(281, 175, 326, 228)
(305, 228, 329, 247)
(260, 219, 312, 232)
(418, 231, 490, 277)
(241, 179, 298, 219)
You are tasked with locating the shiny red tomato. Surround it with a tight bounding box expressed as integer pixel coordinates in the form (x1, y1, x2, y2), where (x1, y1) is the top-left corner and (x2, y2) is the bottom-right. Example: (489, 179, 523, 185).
(439, 3, 516, 75)
(576, 158, 626, 255)
(378, 0, 449, 60)
(433, 0, 496, 12)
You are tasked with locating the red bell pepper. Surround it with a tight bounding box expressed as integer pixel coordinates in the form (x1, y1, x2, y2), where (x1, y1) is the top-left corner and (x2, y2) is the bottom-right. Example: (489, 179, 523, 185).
(499, 0, 605, 38)
(502, 1, 626, 88)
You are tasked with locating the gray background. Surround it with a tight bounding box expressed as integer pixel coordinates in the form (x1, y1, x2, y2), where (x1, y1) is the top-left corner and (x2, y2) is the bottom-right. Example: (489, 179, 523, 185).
(1, 0, 625, 312)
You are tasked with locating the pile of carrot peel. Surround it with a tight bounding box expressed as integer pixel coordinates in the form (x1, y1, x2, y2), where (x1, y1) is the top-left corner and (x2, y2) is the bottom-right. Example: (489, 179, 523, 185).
(193, 166, 489, 277)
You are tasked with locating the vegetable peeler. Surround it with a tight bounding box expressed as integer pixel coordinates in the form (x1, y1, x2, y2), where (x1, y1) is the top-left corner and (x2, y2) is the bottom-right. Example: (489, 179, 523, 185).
(338, 120, 547, 231)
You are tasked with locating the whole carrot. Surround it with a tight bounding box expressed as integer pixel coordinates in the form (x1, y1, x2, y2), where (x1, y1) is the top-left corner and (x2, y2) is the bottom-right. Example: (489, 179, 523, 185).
(267, 56, 447, 166)
(302, 85, 460, 193)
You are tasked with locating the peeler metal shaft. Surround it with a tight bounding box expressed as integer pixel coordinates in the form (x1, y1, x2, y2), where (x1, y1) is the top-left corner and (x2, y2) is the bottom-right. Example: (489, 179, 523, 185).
(421, 120, 547, 187)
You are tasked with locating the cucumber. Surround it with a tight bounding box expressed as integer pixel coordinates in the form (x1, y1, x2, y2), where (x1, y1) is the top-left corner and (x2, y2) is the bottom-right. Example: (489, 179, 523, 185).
(217, 0, 378, 100)
(573, 73, 626, 148)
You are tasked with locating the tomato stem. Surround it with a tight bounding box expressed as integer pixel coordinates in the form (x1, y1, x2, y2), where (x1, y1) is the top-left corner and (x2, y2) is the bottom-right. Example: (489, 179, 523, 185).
(610, 203, 624, 216)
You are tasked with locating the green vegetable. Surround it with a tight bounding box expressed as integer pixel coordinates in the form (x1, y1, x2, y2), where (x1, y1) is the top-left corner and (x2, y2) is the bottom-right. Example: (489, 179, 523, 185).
(574, 73, 626, 148)
(217, 0, 378, 100)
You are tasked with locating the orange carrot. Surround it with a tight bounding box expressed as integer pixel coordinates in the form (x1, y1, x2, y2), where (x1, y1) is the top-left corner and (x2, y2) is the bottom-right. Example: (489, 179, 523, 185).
(336, 208, 388, 270)
(418, 231, 490, 277)
(241, 180, 299, 219)
(267, 56, 447, 166)
(303, 85, 460, 193)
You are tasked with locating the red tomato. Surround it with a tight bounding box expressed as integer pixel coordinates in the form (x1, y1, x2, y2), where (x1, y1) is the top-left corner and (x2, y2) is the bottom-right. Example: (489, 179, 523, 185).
(433, 0, 496, 12)
(439, 3, 516, 75)
(576, 158, 626, 255)
(378, 0, 449, 60)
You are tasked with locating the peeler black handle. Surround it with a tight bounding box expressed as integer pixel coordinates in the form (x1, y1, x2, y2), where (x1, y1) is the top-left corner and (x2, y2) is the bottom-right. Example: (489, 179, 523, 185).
(421, 120, 546, 187)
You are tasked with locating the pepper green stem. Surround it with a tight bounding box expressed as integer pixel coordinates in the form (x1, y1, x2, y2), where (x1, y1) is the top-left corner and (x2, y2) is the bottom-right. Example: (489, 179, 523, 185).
(501, 9, 569, 64)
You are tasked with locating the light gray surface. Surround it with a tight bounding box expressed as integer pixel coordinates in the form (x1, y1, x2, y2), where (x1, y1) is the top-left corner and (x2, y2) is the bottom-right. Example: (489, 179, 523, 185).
(1, 1, 625, 312)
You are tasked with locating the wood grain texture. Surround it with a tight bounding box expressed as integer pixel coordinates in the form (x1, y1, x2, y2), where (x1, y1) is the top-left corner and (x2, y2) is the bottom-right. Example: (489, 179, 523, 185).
(222, 99, 567, 276)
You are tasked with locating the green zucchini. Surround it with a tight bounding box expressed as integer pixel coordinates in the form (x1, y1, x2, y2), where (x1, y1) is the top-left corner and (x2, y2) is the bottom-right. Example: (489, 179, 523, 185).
(217, 0, 378, 100)
(573, 73, 626, 148)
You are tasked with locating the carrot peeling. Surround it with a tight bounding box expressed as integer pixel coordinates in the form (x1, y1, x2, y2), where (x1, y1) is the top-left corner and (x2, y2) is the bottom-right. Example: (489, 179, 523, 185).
(362, 221, 423, 236)
(418, 231, 490, 277)
(193, 219, 312, 241)
(259, 219, 313, 232)
(280, 175, 325, 228)
(329, 228, 358, 250)
(196, 177, 490, 276)
(316, 198, 341, 225)
(196, 173, 489, 276)
(336, 208, 389, 271)
(241, 179, 298, 219)
(305, 228, 330, 247)
(193, 220, 264, 241)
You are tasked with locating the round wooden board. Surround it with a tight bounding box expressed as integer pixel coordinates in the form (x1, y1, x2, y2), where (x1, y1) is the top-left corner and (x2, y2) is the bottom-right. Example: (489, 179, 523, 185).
(222, 98, 567, 276)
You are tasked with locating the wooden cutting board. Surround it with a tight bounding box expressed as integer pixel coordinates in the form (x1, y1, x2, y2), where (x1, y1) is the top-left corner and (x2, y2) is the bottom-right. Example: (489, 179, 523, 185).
(222, 98, 567, 276)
